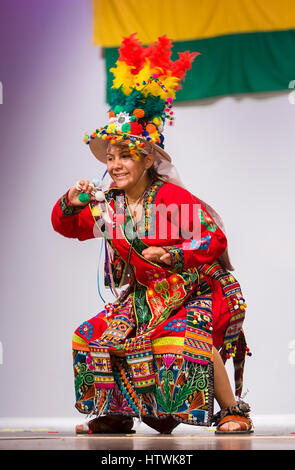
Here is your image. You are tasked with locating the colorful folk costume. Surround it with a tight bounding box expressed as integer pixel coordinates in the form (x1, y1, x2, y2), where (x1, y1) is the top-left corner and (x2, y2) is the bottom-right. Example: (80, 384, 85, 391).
(51, 34, 251, 431)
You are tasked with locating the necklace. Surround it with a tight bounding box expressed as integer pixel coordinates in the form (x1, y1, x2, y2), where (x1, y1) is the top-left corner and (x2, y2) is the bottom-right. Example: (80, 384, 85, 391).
(127, 194, 142, 205)
(126, 189, 147, 258)
(127, 194, 144, 226)
(92, 180, 154, 290)
(125, 181, 154, 281)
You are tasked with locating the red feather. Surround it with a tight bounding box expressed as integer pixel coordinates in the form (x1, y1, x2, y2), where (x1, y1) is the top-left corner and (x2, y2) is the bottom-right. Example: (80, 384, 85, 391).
(171, 51, 200, 80)
(117, 34, 200, 82)
(144, 35, 173, 73)
(118, 33, 145, 74)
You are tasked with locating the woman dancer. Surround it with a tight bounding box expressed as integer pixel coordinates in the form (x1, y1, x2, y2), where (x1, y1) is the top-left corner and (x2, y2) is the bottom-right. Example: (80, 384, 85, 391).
(51, 34, 252, 435)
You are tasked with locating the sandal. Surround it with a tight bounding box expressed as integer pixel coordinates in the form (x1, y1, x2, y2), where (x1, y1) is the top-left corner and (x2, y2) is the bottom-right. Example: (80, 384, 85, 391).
(213, 401, 254, 435)
(76, 415, 136, 434)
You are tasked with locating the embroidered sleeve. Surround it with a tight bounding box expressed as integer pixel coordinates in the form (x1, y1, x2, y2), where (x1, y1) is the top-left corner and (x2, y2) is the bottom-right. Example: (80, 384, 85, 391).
(51, 190, 95, 241)
(59, 190, 85, 216)
(162, 246, 185, 273)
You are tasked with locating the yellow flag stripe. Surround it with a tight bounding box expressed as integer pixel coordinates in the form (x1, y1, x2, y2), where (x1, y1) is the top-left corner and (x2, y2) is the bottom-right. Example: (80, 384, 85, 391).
(93, 0, 295, 47)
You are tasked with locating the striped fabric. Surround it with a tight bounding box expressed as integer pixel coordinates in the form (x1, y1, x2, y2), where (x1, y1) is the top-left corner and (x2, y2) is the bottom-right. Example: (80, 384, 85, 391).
(93, 0, 295, 101)
(199, 262, 248, 396)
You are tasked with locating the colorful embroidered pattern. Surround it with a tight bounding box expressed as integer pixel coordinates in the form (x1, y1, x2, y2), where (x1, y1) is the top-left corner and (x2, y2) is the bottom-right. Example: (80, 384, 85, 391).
(73, 350, 96, 414)
(72, 258, 248, 418)
(88, 344, 115, 390)
(108, 383, 136, 415)
(145, 270, 199, 331)
(151, 355, 214, 425)
(143, 180, 166, 236)
(59, 191, 84, 216)
(199, 209, 217, 232)
(87, 300, 136, 391)
(199, 262, 249, 396)
(183, 283, 214, 365)
(164, 318, 186, 333)
(199, 263, 246, 348)
(78, 321, 94, 340)
(124, 336, 156, 394)
(189, 235, 211, 250)
(133, 285, 152, 327)
(73, 349, 213, 425)
(99, 314, 135, 345)
(163, 246, 185, 273)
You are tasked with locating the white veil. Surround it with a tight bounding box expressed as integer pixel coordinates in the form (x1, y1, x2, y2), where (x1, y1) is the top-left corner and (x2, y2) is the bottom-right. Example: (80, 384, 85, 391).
(153, 157, 235, 271)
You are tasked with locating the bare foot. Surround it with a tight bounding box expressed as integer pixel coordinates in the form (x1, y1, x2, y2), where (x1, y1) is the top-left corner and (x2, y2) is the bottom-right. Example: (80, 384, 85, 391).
(217, 421, 242, 432)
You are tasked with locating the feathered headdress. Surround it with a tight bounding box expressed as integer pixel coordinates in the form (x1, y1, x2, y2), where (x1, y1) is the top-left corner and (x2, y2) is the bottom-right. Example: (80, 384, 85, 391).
(85, 33, 200, 163)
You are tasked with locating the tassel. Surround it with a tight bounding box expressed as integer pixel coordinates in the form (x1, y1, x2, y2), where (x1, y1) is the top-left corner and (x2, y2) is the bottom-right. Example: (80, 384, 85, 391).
(105, 244, 120, 298)
(97, 390, 110, 417)
(104, 243, 121, 299)
(96, 239, 106, 304)
(88, 390, 101, 419)
(104, 243, 116, 297)
(138, 395, 143, 423)
(237, 388, 250, 402)
(146, 392, 158, 417)
(183, 359, 190, 380)
(88, 389, 111, 418)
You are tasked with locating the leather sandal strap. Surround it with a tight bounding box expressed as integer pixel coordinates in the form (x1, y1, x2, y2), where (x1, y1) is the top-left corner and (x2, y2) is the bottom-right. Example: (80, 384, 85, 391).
(216, 414, 252, 431)
(213, 400, 251, 426)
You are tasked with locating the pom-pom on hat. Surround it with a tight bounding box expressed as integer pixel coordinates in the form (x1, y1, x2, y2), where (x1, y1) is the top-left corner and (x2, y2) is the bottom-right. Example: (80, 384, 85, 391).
(84, 33, 200, 163)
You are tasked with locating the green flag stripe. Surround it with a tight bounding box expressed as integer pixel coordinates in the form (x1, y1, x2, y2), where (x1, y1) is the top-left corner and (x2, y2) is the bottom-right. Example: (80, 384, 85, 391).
(104, 28, 295, 102)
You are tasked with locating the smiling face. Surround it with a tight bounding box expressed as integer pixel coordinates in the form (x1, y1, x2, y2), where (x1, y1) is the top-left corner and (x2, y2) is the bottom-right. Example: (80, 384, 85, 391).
(106, 144, 154, 193)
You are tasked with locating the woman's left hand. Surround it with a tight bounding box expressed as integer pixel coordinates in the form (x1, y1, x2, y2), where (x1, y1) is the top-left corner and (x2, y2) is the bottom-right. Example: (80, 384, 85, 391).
(141, 247, 172, 265)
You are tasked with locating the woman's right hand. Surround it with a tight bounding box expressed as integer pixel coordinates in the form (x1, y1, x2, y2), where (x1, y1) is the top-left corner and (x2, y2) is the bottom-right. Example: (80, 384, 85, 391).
(67, 180, 97, 206)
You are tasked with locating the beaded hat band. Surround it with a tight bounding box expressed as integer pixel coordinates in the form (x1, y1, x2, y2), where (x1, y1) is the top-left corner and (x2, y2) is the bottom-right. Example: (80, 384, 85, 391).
(88, 132, 171, 163)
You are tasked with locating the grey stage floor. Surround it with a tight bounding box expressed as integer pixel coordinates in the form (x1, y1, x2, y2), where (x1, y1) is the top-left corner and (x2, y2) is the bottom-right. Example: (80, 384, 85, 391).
(1, 418, 295, 451)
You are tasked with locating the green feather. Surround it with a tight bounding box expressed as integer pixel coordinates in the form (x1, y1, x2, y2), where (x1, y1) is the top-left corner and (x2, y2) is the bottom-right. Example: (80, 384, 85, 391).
(109, 87, 167, 123)
(125, 89, 144, 115)
(109, 86, 126, 111)
(144, 95, 166, 120)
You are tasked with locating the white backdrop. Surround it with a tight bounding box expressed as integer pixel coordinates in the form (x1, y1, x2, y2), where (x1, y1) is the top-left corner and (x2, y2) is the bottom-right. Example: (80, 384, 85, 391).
(0, 0, 295, 421)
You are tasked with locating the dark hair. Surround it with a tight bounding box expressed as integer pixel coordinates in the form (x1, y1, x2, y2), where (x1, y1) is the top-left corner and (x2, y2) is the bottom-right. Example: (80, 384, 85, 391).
(147, 165, 161, 182)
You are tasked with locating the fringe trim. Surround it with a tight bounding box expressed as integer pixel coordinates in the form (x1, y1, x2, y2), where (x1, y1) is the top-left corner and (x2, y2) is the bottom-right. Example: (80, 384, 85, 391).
(146, 392, 158, 417)
(88, 388, 112, 418)
(138, 395, 143, 423)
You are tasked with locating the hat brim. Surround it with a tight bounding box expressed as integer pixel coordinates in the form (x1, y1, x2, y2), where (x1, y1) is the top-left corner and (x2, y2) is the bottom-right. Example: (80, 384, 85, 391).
(89, 134, 172, 163)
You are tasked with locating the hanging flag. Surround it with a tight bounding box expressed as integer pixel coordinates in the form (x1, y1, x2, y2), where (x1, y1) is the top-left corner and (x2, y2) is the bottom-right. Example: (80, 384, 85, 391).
(93, 0, 295, 102)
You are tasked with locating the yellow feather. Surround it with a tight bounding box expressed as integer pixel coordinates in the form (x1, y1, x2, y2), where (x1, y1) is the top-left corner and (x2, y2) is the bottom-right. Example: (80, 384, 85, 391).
(110, 61, 135, 96)
(110, 58, 181, 101)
